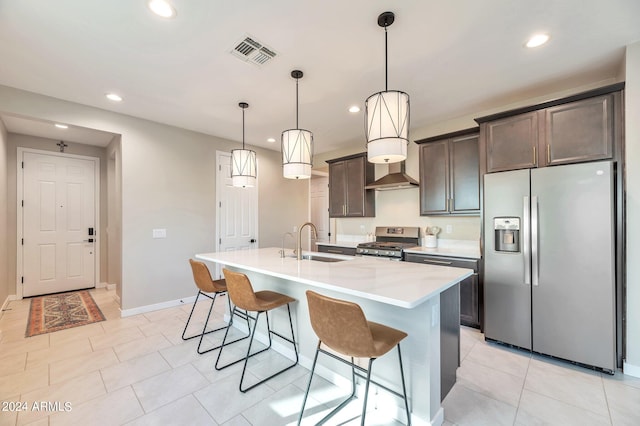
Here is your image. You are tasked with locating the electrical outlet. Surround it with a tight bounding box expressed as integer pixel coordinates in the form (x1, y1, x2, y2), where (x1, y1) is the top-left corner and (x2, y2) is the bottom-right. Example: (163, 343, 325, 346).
(152, 228, 166, 239)
(445, 225, 453, 234)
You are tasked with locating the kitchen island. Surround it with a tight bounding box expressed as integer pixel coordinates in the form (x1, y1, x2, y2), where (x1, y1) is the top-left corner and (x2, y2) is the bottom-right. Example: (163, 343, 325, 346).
(196, 247, 473, 425)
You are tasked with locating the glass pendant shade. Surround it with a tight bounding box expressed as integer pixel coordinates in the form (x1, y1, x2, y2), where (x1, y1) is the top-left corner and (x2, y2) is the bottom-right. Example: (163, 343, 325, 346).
(282, 69, 313, 180)
(282, 128, 313, 179)
(231, 102, 257, 188)
(231, 148, 257, 187)
(365, 11, 410, 164)
(365, 89, 410, 163)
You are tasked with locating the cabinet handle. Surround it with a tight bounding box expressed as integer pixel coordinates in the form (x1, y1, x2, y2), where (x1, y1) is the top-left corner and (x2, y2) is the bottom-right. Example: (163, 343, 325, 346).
(532, 145, 537, 165)
(546, 144, 550, 163)
(327, 249, 342, 254)
(422, 259, 452, 265)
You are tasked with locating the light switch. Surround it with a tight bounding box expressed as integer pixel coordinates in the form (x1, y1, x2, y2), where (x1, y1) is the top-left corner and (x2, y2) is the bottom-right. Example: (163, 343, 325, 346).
(153, 228, 167, 239)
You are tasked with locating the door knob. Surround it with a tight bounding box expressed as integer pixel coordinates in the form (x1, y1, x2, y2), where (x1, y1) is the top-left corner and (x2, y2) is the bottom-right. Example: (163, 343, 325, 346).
(250, 239, 257, 243)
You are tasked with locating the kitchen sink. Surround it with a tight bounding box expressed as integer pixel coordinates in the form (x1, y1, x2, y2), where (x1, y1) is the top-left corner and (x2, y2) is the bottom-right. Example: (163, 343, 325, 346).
(302, 254, 349, 263)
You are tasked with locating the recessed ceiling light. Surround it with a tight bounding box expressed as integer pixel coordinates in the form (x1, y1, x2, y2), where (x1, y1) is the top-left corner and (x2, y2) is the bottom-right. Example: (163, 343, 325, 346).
(106, 93, 123, 102)
(148, 0, 176, 18)
(348, 105, 361, 113)
(526, 34, 550, 48)
(54, 123, 68, 129)
(267, 137, 276, 143)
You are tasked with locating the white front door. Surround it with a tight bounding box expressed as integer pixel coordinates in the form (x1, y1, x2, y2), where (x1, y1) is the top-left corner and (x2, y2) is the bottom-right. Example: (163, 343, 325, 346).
(22, 151, 97, 297)
(215, 152, 258, 279)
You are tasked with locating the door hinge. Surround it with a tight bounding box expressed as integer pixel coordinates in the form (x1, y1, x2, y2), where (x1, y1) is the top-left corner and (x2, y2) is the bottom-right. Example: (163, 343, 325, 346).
(21, 200, 24, 207)
(21, 161, 24, 169)
(21, 276, 24, 284)
(219, 238, 222, 244)
(21, 238, 24, 245)
(219, 201, 222, 208)
(219, 165, 222, 171)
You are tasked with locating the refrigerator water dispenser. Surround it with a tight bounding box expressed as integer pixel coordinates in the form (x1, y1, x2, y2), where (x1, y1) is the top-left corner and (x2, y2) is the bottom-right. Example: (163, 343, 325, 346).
(494, 217, 520, 252)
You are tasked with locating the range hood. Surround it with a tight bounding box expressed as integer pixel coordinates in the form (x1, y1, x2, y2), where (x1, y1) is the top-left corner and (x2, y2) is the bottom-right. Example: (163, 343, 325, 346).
(365, 161, 419, 190)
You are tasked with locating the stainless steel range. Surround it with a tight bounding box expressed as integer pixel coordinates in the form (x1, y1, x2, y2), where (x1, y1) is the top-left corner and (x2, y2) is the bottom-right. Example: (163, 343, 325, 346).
(356, 226, 420, 260)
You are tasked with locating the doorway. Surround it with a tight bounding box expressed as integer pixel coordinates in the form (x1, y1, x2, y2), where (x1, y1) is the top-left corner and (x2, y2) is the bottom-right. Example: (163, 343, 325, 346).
(18, 148, 100, 297)
(215, 151, 259, 279)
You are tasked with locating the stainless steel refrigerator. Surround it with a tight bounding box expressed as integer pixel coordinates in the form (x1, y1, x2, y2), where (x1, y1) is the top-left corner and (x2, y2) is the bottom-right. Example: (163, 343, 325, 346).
(483, 161, 616, 372)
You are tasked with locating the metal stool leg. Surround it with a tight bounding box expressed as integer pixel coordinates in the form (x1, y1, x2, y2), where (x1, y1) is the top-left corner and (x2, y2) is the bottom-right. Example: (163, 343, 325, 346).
(297, 342, 320, 426)
(397, 344, 411, 425)
(215, 307, 271, 371)
(238, 304, 298, 392)
(361, 358, 374, 426)
(182, 291, 247, 354)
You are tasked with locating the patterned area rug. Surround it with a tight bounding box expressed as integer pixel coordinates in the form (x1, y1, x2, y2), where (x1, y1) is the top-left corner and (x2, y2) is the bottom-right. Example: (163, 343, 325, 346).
(26, 290, 106, 337)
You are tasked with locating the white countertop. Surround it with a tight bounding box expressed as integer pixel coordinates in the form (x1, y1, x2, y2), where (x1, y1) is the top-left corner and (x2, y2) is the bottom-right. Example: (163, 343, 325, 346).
(404, 239, 481, 259)
(196, 247, 472, 309)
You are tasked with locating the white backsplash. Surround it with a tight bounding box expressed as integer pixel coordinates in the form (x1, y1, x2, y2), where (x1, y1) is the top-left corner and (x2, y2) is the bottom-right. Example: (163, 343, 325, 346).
(334, 188, 481, 242)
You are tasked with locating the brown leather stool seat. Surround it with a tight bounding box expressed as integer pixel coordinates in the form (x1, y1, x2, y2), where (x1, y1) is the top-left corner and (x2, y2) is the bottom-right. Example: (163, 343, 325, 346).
(215, 268, 298, 392)
(182, 260, 248, 354)
(298, 290, 411, 425)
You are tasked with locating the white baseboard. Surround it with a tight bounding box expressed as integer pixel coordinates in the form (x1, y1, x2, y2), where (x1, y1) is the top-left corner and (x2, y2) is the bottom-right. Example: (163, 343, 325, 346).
(120, 295, 197, 317)
(96, 282, 117, 291)
(623, 360, 640, 378)
(1, 296, 12, 313)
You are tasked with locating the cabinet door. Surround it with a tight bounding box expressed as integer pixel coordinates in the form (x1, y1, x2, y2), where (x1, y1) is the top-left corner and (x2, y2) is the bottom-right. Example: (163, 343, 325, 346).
(328, 161, 346, 217)
(459, 274, 479, 327)
(543, 94, 614, 166)
(345, 156, 366, 216)
(486, 111, 538, 172)
(450, 134, 480, 213)
(419, 141, 449, 215)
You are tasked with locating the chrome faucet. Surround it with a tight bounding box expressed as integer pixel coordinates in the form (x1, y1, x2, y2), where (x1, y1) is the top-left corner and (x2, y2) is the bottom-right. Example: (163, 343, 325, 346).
(297, 222, 318, 260)
(280, 232, 294, 258)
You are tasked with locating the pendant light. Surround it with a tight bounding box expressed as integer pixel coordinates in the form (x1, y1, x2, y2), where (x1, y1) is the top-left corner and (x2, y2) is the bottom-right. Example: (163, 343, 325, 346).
(231, 102, 257, 188)
(282, 70, 314, 179)
(365, 11, 410, 164)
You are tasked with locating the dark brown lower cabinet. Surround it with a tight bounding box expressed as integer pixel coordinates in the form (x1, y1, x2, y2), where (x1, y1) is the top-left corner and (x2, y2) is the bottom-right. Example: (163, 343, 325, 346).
(440, 283, 460, 401)
(316, 245, 356, 256)
(404, 253, 481, 329)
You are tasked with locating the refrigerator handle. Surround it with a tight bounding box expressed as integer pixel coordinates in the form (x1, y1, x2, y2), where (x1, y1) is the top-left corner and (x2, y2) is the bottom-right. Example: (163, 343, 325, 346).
(531, 195, 539, 286)
(523, 196, 531, 285)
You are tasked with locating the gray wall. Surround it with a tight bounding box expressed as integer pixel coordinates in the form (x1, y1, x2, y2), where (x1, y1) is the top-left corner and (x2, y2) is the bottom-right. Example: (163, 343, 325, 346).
(0, 119, 8, 306)
(0, 85, 308, 312)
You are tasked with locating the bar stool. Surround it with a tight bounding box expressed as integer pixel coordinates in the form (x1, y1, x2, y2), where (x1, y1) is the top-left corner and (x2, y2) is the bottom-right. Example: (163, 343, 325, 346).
(215, 268, 299, 392)
(182, 259, 247, 354)
(298, 290, 411, 426)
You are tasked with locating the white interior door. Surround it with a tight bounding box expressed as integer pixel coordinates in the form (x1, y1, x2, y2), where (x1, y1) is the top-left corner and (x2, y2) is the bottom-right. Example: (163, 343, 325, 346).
(22, 151, 97, 297)
(310, 175, 329, 243)
(215, 152, 258, 279)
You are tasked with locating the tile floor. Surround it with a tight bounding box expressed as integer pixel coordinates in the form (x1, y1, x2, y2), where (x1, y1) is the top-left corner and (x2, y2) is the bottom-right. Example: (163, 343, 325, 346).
(1, 288, 639, 425)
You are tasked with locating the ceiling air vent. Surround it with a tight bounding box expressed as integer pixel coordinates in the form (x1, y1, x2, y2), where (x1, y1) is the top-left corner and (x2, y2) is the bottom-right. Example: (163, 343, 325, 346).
(230, 35, 277, 67)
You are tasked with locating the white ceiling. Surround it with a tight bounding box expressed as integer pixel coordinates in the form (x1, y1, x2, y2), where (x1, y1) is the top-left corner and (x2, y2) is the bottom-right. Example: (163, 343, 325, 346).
(1, 0, 639, 152)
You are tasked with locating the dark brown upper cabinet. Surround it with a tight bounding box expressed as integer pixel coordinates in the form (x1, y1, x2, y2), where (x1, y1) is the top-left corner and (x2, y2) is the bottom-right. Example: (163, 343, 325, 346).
(327, 153, 375, 218)
(416, 129, 480, 216)
(484, 112, 538, 173)
(477, 83, 623, 173)
(543, 94, 614, 166)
